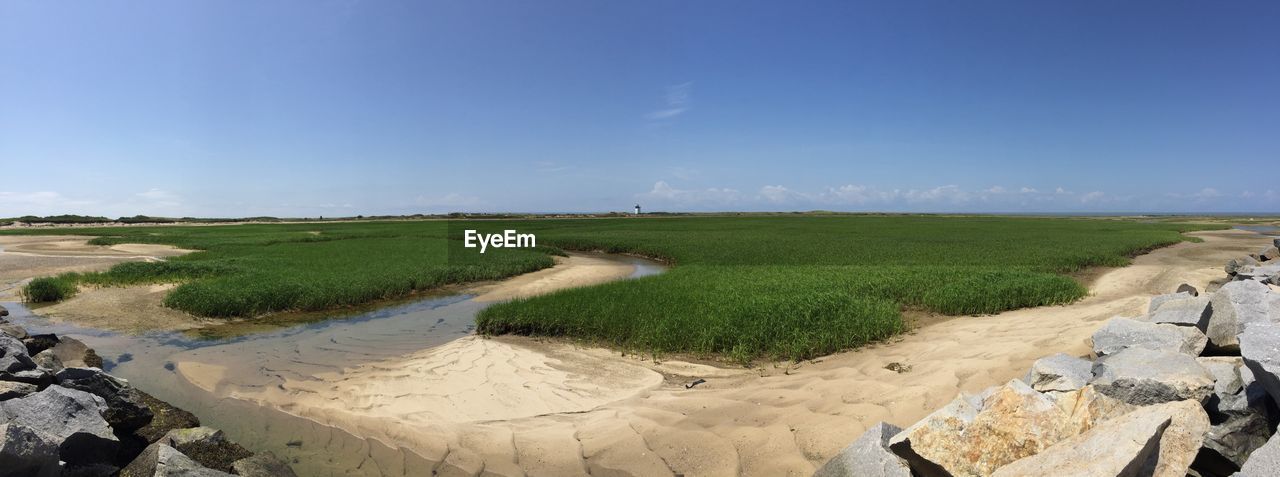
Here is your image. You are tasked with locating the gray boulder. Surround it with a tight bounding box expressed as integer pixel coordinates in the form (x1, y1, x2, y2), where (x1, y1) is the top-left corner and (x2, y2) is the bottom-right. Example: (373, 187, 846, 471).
(0, 381, 37, 401)
(31, 351, 62, 373)
(120, 443, 234, 477)
(1090, 348, 1214, 405)
(1238, 431, 1280, 477)
(23, 334, 60, 356)
(991, 401, 1174, 477)
(3, 369, 53, 387)
(1240, 323, 1280, 409)
(1091, 317, 1207, 357)
(0, 423, 61, 477)
(1206, 280, 1275, 352)
(231, 452, 297, 477)
(1023, 353, 1093, 392)
(1205, 411, 1271, 469)
(1150, 291, 1194, 313)
(1259, 245, 1280, 262)
(0, 335, 35, 374)
(1228, 256, 1261, 275)
(1198, 357, 1253, 414)
(814, 422, 909, 477)
(0, 322, 27, 340)
(1148, 296, 1212, 329)
(46, 337, 102, 369)
(0, 386, 118, 465)
(56, 367, 153, 433)
(1176, 283, 1200, 296)
(0, 305, 7, 317)
(1235, 264, 1280, 285)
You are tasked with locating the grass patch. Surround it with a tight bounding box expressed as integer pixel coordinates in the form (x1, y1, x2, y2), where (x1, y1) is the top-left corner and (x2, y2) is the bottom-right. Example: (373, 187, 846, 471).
(21, 275, 79, 302)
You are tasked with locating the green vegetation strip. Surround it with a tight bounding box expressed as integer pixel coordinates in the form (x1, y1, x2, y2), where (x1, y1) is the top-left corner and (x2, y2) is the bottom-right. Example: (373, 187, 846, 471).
(3, 216, 1222, 362)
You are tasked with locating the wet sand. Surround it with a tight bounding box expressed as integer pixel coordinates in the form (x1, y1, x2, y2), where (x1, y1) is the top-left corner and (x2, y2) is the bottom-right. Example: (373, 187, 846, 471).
(167, 229, 1272, 476)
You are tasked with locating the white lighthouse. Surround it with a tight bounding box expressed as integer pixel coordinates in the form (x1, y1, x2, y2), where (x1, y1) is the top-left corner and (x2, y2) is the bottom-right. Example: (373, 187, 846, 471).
(634, 204, 641, 215)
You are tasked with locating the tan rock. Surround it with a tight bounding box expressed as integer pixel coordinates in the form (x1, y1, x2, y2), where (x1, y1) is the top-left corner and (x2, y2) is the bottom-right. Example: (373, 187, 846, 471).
(889, 380, 1077, 476)
(1147, 400, 1210, 477)
(990, 402, 1174, 477)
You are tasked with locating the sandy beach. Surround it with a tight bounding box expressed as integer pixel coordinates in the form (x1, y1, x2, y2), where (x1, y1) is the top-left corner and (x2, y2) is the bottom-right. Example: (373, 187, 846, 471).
(158, 229, 1273, 476)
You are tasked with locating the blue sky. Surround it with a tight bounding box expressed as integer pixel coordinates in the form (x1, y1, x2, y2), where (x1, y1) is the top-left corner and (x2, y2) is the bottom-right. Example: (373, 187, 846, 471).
(1, 1, 1276, 217)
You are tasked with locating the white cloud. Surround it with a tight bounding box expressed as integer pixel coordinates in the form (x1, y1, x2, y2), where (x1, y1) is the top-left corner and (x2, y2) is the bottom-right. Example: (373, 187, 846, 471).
(646, 82, 692, 120)
(133, 188, 182, 209)
(0, 191, 99, 216)
(1020, 187, 1038, 194)
(1191, 188, 1222, 200)
(759, 185, 795, 203)
(638, 181, 743, 206)
(415, 193, 481, 210)
(1079, 191, 1106, 203)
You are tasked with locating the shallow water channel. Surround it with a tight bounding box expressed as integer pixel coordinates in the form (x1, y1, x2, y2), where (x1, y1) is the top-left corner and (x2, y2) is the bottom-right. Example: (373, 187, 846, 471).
(2, 254, 665, 476)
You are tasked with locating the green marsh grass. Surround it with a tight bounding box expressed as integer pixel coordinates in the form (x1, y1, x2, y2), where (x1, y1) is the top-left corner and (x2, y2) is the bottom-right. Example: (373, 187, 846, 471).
(4, 216, 1223, 362)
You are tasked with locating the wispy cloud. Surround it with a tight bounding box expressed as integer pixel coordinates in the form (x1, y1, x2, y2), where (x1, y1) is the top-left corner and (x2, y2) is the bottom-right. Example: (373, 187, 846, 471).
(533, 161, 574, 173)
(647, 82, 692, 120)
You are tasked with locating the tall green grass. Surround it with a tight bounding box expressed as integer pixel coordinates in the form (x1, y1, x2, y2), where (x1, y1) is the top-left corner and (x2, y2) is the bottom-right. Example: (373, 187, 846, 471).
(21, 276, 79, 302)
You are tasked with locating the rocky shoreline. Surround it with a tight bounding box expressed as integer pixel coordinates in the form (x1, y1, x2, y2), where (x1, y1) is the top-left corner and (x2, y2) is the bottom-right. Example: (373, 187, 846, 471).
(818, 237, 1280, 477)
(0, 305, 296, 477)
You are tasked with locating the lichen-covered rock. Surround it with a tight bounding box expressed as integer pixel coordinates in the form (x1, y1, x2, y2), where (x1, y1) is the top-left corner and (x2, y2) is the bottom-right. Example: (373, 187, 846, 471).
(888, 380, 1078, 476)
(1091, 317, 1207, 356)
(121, 443, 234, 477)
(0, 423, 61, 477)
(1090, 348, 1214, 405)
(158, 427, 252, 473)
(1237, 430, 1280, 477)
(1023, 353, 1093, 392)
(991, 402, 1174, 477)
(0, 386, 118, 466)
(0, 335, 35, 374)
(1150, 291, 1194, 313)
(231, 452, 298, 477)
(1147, 296, 1212, 329)
(814, 422, 909, 477)
(132, 390, 200, 444)
(1206, 280, 1274, 352)
(55, 367, 153, 434)
(0, 381, 37, 401)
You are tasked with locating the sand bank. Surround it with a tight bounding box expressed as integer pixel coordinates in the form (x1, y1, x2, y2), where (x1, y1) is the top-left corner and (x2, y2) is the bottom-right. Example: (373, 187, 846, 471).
(170, 229, 1271, 476)
(466, 252, 639, 302)
(0, 235, 192, 302)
